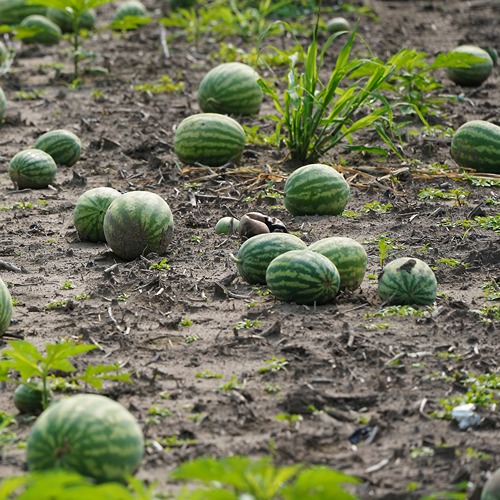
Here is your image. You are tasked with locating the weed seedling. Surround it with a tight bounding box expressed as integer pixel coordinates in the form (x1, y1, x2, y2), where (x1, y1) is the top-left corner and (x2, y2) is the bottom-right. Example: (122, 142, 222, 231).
(258, 356, 288, 374)
(195, 370, 223, 379)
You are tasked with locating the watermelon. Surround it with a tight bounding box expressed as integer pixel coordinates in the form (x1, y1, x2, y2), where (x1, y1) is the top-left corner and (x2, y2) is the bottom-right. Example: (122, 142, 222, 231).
(215, 216, 239, 235)
(482, 468, 500, 500)
(447, 45, 493, 86)
(9, 148, 57, 189)
(0, 0, 46, 25)
(325, 17, 351, 33)
(113, 0, 147, 20)
(284, 163, 350, 216)
(231, 232, 307, 285)
(308, 237, 367, 290)
(450, 120, 500, 174)
(13, 383, 51, 414)
(34, 129, 82, 167)
(46, 7, 96, 33)
(482, 46, 498, 67)
(266, 250, 341, 305)
(26, 393, 144, 483)
(103, 191, 174, 261)
(19, 15, 62, 45)
(174, 113, 246, 167)
(74, 187, 121, 243)
(0, 86, 6, 122)
(197, 62, 264, 116)
(378, 257, 437, 306)
(0, 277, 13, 337)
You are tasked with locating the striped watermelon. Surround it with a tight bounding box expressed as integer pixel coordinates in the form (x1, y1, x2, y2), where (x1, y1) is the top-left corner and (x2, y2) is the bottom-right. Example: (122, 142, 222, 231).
(325, 17, 351, 33)
(46, 7, 96, 33)
(19, 15, 62, 45)
(13, 383, 50, 414)
(266, 250, 341, 305)
(0, 86, 6, 122)
(26, 394, 144, 483)
(197, 62, 264, 116)
(450, 120, 500, 174)
(284, 164, 350, 216)
(174, 113, 246, 167)
(34, 129, 82, 167)
(308, 237, 367, 291)
(231, 232, 307, 285)
(0, 277, 13, 337)
(447, 45, 493, 86)
(103, 191, 174, 260)
(378, 257, 437, 306)
(74, 187, 121, 243)
(113, 0, 147, 20)
(481, 467, 500, 500)
(9, 149, 57, 189)
(0, 0, 46, 24)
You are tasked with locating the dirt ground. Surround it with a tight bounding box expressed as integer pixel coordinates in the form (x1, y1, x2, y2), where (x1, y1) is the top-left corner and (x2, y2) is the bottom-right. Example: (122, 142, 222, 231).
(1, 0, 500, 498)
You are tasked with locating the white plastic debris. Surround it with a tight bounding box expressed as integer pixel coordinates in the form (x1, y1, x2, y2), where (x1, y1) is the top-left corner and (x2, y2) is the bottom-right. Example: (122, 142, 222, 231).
(451, 403, 481, 430)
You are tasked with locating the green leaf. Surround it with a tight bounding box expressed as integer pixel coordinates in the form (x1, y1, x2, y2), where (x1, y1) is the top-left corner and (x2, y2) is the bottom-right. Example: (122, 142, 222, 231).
(75, 363, 132, 390)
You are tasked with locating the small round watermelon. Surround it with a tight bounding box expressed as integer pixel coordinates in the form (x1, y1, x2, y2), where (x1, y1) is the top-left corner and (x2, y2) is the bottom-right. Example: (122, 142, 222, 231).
(113, 0, 147, 20)
(46, 7, 96, 33)
(198, 62, 264, 116)
(26, 393, 144, 483)
(0, 86, 6, 121)
(13, 383, 51, 414)
(232, 232, 307, 285)
(19, 15, 62, 45)
(9, 148, 57, 189)
(325, 17, 351, 34)
(284, 164, 350, 216)
(447, 45, 493, 87)
(309, 237, 367, 290)
(103, 191, 174, 260)
(215, 216, 240, 235)
(0, 277, 13, 337)
(34, 129, 81, 167)
(74, 187, 122, 243)
(266, 249, 341, 305)
(378, 257, 437, 306)
(174, 113, 246, 167)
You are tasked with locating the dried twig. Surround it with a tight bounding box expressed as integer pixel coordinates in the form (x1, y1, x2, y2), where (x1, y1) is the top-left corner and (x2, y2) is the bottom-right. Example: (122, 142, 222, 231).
(0, 260, 29, 273)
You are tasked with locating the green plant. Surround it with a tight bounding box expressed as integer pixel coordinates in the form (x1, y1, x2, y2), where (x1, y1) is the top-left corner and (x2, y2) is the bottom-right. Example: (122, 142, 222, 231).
(195, 370, 222, 379)
(60, 281, 75, 290)
(258, 20, 406, 163)
(219, 375, 244, 391)
(482, 280, 500, 301)
(44, 299, 68, 310)
(362, 201, 393, 213)
(0, 340, 132, 410)
(258, 356, 288, 374)
(377, 235, 396, 267)
(275, 412, 303, 430)
(133, 75, 184, 94)
(179, 317, 193, 327)
(364, 305, 432, 318)
(172, 455, 360, 499)
(264, 383, 281, 394)
(435, 257, 467, 268)
(234, 318, 262, 330)
(146, 404, 172, 424)
(0, 411, 17, 449)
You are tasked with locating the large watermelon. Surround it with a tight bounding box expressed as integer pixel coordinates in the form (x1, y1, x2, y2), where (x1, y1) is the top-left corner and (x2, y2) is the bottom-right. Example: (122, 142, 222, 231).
(0, 277, 13, 337)
(197, 62, 264, 116)
(0, 86, 6, 121)
(103, 191, 174, 260)
(74, 187, 122, 243)
(9, 148, 57, 189)
(19, 15, 62, 45)
(174, 113, 246, 167)
(266, 249, 341, 305)
(309, 236, 367, 290)
(45, 7, 96, 33)
(26, 394, 144, 483)
(378, 257, 437, 306)
(284, 164, 350, 216)
(0, 0, 47, 25)
(231, 232, 307, 285)
(34, 129, 81, 167)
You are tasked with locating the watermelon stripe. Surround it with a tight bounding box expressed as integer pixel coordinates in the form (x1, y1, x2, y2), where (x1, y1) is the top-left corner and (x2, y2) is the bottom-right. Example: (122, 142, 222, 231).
(0, 0, 47, 24)
(447, 45, 493, 86)
(34, 129, 81, 167)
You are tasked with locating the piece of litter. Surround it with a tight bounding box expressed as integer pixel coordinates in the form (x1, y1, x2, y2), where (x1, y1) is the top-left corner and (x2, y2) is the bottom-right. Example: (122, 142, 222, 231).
(451, 403, 481, 430)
